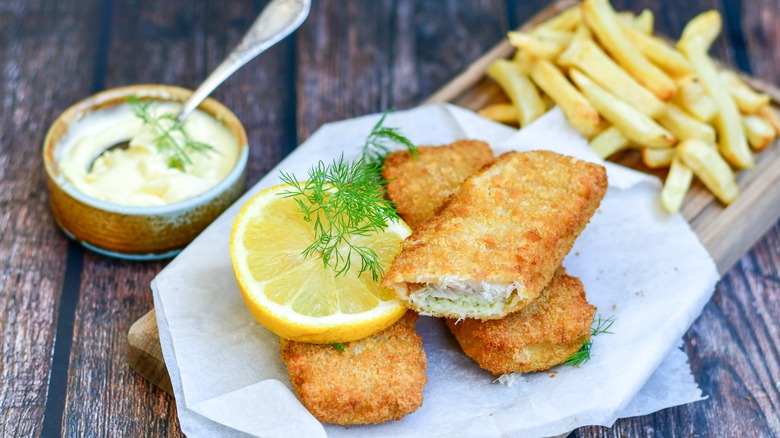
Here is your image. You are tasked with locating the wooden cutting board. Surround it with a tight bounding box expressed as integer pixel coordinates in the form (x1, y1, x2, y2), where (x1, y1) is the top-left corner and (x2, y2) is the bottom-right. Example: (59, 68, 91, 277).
(127, 0, 780, 395)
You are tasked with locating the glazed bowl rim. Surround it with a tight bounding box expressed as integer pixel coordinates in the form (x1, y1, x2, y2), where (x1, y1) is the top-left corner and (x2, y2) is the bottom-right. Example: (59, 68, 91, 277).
(43, 84, 249, 216)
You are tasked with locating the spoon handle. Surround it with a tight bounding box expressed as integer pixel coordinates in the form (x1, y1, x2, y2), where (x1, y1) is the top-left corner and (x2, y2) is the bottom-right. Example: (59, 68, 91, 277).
(177, 0, 310, 122)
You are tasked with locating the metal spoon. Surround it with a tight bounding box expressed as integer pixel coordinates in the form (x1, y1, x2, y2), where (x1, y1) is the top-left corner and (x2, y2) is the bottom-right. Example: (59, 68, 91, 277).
(88, 0, 311, 170)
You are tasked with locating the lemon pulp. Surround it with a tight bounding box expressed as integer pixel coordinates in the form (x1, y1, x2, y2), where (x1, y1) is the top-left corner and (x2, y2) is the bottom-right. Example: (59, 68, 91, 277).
(230, 183, 410, 343)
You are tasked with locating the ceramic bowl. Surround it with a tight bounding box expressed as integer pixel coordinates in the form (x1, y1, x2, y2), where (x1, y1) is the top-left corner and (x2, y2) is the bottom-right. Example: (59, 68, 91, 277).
(43, 84, 249, 260)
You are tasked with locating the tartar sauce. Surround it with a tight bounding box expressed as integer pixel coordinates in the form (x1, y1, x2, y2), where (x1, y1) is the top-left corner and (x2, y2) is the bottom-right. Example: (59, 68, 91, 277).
(58, 102, 238, 207)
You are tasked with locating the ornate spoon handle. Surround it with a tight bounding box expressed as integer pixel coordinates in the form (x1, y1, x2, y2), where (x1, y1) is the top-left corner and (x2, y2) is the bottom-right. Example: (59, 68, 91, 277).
(177, 0, 311, 122)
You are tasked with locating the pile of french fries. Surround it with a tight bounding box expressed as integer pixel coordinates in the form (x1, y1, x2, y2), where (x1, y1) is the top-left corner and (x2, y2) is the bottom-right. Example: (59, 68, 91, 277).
(479, 0, 779, 213)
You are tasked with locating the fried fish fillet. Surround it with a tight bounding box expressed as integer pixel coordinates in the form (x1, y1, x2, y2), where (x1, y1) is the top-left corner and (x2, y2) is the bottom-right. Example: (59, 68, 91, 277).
(446, 269, 595, 375)
(279, 312, 427, 425)
(383, 140, 494, 229)
(382, 150, 607, 320)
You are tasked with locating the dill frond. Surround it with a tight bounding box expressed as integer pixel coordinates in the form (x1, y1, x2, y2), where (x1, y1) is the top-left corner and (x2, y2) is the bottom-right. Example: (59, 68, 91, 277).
(564, 315, 616, 367)
(278, 110, 415, 281)
(332, 343, 346, 353)
(279, 154, 400, 281)
(362, 110, 418, 180)
(128, 95, 217, 171)
(564, 340, 593, 367)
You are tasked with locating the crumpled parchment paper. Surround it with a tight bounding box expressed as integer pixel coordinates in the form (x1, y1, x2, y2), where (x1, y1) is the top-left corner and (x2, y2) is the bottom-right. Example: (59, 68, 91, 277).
(152, 105, 717, 437)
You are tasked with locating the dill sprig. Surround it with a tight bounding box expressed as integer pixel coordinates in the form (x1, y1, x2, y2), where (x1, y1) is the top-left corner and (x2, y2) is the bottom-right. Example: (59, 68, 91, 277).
(362, 110, 418, 174)
(279, 110, 415, 281)
(564, 315, 616, 367)
(128, 95, 217, 171)
(279, 154, 400, 281)
(332, 343, 346, 353)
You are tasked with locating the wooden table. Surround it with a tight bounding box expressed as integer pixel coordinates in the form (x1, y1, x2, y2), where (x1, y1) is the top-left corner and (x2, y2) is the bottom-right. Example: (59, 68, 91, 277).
(2, 0, 778, 436)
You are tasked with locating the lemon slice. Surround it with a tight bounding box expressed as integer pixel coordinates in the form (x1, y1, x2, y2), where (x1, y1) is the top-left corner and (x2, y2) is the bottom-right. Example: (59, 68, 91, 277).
(230, 182, 411, 344)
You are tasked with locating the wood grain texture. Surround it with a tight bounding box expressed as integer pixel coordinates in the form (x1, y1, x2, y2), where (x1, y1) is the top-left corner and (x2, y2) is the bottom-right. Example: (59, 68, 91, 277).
(0, 0, 774, 436)
(0, 0, 102, 436)
(63, 256, 180, 437)
(126, 3, 780, 438)
(127, 311, 173, 395)
(300, 1, 778, 437)
(426, 0, 780, 275)
(56, 1, 190, 433)
(742, 0, 780, 82)
(296, 0, 509, 140)
(572, 0, 780, 436)
(60, 1, 294, 436)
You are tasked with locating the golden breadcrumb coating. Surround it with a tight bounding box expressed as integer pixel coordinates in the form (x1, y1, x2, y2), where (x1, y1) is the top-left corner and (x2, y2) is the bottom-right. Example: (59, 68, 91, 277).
(383, 140, 494, 229)
(279, 312, 427, 425)
(446, 269, 595, 375)
(382, 150, 607, 320)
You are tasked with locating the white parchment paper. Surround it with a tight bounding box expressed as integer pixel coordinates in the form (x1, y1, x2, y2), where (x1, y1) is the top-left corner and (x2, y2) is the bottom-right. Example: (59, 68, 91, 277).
(152, 105, 718, 437)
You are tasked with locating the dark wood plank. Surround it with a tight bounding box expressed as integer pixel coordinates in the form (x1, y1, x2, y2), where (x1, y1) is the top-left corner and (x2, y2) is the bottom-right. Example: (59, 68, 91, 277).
(296, 0, 509, 140)
(18, 0, 780, 436)
(60, 0, 296, 436)
(591, 234, 780, 437)
(119, 2, 776, 436)
(0, 0, 103, 436)
(480, 1, 779, 437)
(609, 0, 736, 63)
(63, 257, 181, 437)
(574, 1, 780, 436)
(687, 243, 780, 436)
(506, 0, 572, 27)
(741, 0, 780, 83)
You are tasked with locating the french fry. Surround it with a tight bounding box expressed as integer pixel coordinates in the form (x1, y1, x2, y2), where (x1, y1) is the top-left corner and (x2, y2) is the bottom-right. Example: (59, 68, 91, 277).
(478, 103, 518, 124)
(486, 59, 546, 127)
(673, 77, 718, 122)
(589, 126, 630, 158)
(555, 38, 578, 66)
(618, 11, 636, 27)
(513, 50, 534, 74)
(557, 40, 666, 118)
(678, 139, 739, 205)
(660, 157, 694, 213)
(757, 105, 780, 135)
(720, 71, 771, 114)
(621, 24, 693, 77)
(678, 94, 718, 123)
(508, 32, 564, 59)
(679, 10, 722, 50)
(530, 60, 602, 138)
(657, 103, 717, 143)
(537, 5, 582, 31)
(570, 69, 676, 147)
(634, 9, 654, 35)
(531, 27, 574, 46)
(642, 147, 675, 168)
(679, 36, 754, 169)
(490, 2, 775, 213)
(617, 9, 652, 34)
(572, 20, 592, 43)
(743, 114, 776, 151)
(677, 76, 705, 101)
(582, 0, 677, 100)
(542, 94, 556, 111)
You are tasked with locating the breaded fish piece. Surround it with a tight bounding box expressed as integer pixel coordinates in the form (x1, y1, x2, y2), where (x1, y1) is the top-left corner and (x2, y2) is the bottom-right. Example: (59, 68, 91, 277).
(446, 269, 595, 375)
(383, 140, 494, 229)
(279, 312, 427, 425)
(382, 150, 607, 320)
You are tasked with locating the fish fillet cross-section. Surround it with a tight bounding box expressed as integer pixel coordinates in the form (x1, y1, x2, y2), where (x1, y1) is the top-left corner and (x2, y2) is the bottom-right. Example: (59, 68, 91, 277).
(382, 150, 607, 320)
(446, 268, 596, 375)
